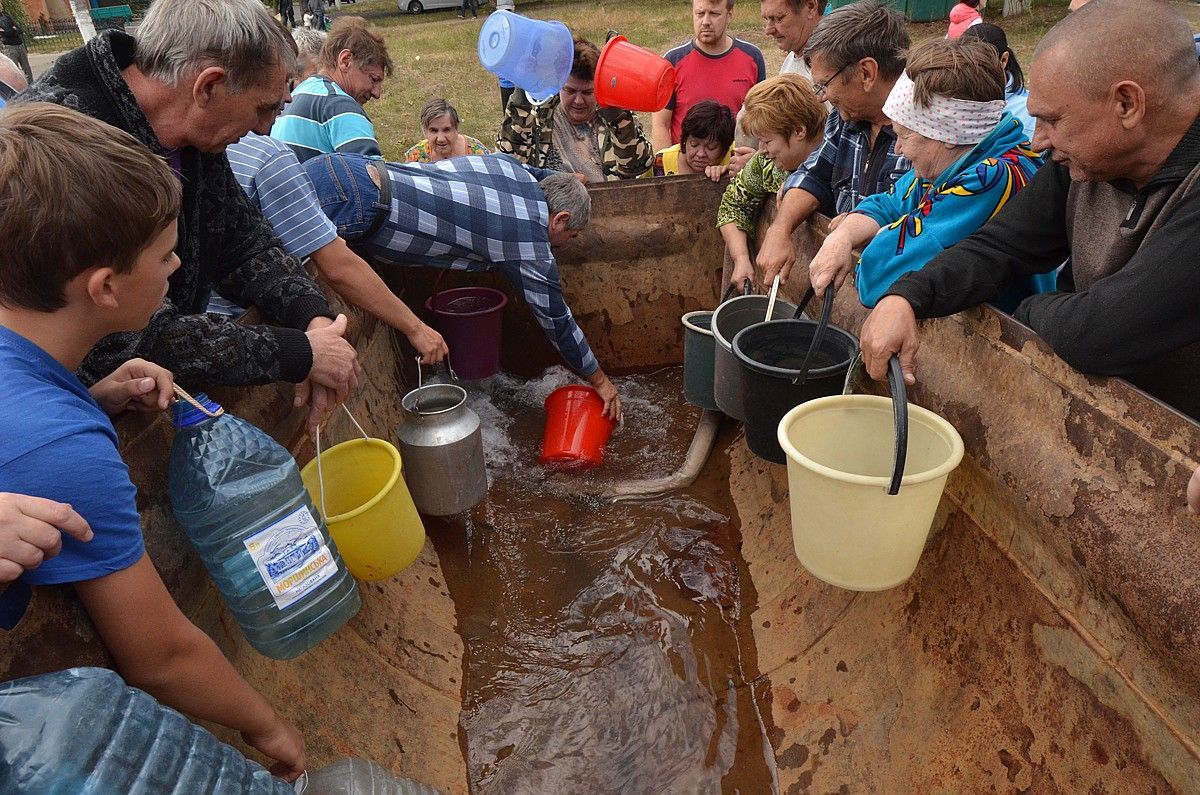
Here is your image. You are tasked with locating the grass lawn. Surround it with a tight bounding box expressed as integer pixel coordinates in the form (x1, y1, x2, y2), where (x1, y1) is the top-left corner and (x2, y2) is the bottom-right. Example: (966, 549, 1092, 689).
(328, 0, 1194, 161)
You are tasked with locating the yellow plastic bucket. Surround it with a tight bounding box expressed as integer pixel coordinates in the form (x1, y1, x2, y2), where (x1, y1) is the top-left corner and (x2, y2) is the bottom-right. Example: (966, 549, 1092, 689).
(300, 434, 426, 582)
(776, 357, 963, 591)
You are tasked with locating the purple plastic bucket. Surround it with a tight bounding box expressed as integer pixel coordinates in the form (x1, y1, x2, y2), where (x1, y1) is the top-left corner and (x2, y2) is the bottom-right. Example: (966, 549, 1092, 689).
(424, 287, 508, 379)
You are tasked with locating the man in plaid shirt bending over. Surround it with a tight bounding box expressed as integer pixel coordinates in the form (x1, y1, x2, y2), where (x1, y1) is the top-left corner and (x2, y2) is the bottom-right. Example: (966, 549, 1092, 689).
(303, 152, 622, 421)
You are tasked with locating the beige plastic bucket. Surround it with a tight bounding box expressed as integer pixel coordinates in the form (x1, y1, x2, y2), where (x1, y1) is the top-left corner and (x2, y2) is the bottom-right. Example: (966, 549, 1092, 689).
(776, 387, 964, 591)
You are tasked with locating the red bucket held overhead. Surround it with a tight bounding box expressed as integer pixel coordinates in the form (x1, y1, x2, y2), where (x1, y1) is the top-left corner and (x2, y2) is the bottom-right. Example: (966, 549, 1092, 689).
(594, 35, 675, 112)
(540, 385, 614, 470)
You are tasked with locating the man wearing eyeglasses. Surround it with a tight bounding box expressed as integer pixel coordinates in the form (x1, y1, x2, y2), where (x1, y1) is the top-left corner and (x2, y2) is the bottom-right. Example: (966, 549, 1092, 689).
(752, 0, 912, 288)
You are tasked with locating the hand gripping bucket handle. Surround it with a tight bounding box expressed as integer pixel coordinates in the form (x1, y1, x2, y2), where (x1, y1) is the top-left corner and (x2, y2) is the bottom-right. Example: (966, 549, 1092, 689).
(838, 349, 908, 496)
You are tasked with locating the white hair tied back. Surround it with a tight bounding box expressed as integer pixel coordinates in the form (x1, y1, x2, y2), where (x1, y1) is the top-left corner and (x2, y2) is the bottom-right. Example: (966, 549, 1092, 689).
(883, 71, 1005, 146)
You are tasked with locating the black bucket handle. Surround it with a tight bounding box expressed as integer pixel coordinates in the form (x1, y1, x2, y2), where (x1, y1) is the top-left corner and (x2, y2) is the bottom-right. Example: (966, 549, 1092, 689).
(791, 285, 816, 320)
(720, 278, 754, 304)
(789, 283, 836, 389)
(886, 355, 909, 496)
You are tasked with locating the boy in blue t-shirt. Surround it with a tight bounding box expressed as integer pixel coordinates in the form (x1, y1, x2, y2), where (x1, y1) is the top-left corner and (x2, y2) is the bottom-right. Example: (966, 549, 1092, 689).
(0, 103, 306, 781)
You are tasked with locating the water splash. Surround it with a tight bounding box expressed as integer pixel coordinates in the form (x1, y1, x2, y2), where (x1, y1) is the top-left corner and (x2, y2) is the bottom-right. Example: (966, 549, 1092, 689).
(428, 367, 776, 794)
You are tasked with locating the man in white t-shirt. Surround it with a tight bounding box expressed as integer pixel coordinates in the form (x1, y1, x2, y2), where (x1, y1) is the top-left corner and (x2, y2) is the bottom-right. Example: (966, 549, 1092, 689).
(763, 0, 823, 81)
(729, 0, 824, 170)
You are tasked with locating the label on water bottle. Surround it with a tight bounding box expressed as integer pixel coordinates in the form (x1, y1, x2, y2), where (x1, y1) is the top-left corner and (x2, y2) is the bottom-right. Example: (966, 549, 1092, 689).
(243, 506, 339, 610)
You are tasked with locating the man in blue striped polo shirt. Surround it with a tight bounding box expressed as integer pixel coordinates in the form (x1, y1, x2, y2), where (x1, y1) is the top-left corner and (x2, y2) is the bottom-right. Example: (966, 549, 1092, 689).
(271, 17, 393, 162)
(227, 132, 448, 364)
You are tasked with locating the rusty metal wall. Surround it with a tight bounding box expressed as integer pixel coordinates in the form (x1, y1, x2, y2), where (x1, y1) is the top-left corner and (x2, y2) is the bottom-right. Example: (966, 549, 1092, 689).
(3, 173, 1197, 792)
(736, 210, 1200, 792)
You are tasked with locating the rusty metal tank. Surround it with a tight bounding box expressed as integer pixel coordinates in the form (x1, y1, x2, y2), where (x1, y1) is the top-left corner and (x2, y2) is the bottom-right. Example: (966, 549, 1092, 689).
(4, 176, 1198, 793)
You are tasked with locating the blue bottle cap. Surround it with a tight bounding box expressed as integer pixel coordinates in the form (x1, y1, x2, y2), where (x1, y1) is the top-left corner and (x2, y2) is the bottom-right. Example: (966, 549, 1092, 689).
(171, 392, 224, 429)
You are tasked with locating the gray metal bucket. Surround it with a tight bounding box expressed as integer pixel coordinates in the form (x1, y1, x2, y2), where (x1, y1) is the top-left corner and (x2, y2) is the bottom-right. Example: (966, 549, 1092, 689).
(682, 311, 719, 410)
(712, 294, 797, 420)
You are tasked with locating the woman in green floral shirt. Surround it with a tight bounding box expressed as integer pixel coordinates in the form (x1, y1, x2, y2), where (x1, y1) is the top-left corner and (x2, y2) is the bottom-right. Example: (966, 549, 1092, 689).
(716, 74, 827, 288)
(404, 98, 490, 163)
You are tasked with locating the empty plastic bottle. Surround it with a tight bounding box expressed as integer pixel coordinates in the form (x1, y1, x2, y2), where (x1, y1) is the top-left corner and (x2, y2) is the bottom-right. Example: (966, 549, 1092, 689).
(169, 393, 360, 660)
(0, 667, 292, 794)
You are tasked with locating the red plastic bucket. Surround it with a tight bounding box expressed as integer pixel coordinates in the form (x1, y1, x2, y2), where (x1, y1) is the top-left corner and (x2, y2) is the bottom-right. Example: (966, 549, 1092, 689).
(540, 385, 614, 470)
(425, 287, 508, 380)
(594, 35, 676, 112)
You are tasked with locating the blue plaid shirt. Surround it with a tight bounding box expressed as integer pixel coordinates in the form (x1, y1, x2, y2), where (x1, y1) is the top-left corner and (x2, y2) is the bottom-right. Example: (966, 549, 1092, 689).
(361, 154, 599, 376)
(782, 111, 911, 216)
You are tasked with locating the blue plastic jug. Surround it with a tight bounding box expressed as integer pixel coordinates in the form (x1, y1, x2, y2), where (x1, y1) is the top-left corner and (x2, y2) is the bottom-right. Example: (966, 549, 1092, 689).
(477, 12, 573, 103)
(0, 667, 292, 794)
(168, 392, 360, 660)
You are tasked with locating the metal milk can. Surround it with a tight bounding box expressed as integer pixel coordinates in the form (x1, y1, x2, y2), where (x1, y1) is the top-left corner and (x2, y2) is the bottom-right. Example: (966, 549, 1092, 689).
(397, 383, 488, 516)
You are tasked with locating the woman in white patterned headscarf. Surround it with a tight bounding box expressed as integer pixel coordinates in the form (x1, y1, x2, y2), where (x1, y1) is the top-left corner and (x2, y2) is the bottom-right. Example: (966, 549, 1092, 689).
(807, 36, 1055, 313)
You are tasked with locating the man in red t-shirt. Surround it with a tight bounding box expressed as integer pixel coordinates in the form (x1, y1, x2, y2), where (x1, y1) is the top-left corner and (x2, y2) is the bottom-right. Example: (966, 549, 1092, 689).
(652, 0, 767, 152)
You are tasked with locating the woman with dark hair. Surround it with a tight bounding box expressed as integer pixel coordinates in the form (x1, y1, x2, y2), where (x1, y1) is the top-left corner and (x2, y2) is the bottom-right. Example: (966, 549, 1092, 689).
(644, 100, 736, 177)
(496, 35, 653, 181)
(962, 23, 1034, 141)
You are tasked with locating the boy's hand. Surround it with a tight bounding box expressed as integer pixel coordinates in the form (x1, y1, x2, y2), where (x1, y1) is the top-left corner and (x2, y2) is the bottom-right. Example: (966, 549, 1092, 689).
(0, 493, 92, 583)
(90, 359, 174, 416)
(242, 715, 307, 782)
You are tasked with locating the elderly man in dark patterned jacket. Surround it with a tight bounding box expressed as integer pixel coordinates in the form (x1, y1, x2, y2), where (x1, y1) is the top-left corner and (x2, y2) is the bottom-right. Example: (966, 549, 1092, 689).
(18, 0, 359, 425)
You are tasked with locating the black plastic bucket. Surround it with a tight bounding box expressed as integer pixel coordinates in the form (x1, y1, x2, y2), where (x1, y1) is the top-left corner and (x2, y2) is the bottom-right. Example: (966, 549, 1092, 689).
(733, 319, 859, 463)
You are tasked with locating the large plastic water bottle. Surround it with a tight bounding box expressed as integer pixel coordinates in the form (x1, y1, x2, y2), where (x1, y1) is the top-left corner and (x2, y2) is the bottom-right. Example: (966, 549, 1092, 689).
(169, 393, 360, 660)
(0, 667, 292, 794)
(301, 758, 442, 794)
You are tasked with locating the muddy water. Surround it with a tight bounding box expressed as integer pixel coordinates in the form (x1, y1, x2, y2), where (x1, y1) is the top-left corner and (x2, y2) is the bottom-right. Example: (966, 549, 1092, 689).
(426, 367, 778, 794)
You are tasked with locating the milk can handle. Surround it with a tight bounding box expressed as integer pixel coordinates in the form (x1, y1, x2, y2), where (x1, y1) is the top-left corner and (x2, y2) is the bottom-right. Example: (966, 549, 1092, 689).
(313, 404, 371, 520)
(789, 283, 836, 389)
(886, 355, 909, 497)
(414, 355, 458, 388)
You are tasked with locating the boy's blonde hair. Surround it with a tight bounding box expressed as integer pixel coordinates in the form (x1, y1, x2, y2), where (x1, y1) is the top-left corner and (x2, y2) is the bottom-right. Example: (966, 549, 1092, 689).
(740, 73, 828, 143)
(0, 103, 181, 311)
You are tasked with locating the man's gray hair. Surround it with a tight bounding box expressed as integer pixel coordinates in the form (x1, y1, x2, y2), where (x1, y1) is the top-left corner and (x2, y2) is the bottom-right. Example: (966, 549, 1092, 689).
(136, 0, 297, 92)
(292, 27, 327, 63)
(540, 173, 591, 230)
(803, 0, 909, 81)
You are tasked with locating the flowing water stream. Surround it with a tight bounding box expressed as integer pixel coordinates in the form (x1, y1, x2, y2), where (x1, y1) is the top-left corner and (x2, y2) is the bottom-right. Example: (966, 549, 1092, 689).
(426, 367, 778, 794)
